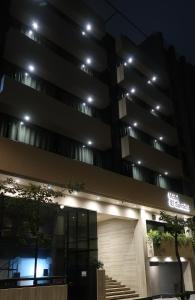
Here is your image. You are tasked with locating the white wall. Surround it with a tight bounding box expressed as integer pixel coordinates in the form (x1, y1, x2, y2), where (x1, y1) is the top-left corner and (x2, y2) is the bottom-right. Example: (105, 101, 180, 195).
(98, 218, 140, 293)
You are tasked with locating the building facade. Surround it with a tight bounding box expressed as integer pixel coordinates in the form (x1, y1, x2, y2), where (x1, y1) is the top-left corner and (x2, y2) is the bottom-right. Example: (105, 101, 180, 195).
(0, 0, 195, 299)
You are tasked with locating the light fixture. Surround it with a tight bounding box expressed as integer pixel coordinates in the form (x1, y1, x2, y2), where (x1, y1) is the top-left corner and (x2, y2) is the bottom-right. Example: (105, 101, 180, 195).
(159, 136, 163, 141)
(87, 96, 93, 103)
(132, 163, 135, 167)
(25, 72, 29, 77)
(86, 23, 92, 32)
(137, 160, 142, 165)
(32, 21, 39, 30)
(156, 105, 160, 110)
(87, 140, 93, 145)
(124, 62, 127, 66)
(82, 145, 86, 148)
(130, 88, 136, 94)
(125, 92, 129, 97)
(150, 257, 159, 262)
(154, 139, 157, 143)
(82, 102, 86, 106)
(20, 121, 24, 125)
(28, 30, 33, 36)
(128, 57, 133, 64)
(164, 257, 172, 262)
(151, 109, 155, 113)
(81, 64, 85, 69)
(133, 122, 138, 127)
(147, 80, 152, 85)
(24, 115, 30, 121)
(60, 205, 64, 210)
(82, 31, 86, 36)
(159, 174, 162, 177)
(28, 65, 35, 72)
(48, 185, 51, 189)
(128, 126, 131, 129)
(86, 57, 92, 65)
(152, 75, 157, 82)
(164, 171, 169, 176)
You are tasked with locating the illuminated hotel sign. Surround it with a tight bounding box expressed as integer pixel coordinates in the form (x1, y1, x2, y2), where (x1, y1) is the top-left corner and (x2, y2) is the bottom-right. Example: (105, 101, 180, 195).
(167, 192, 190, 213)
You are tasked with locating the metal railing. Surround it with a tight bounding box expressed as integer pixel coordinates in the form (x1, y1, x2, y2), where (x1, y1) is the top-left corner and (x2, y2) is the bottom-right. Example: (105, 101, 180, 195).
(0, 276, 66, 289)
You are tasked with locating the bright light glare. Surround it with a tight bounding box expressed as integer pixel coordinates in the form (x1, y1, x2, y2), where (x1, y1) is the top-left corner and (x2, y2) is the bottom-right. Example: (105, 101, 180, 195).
(24, 115, 30, 121)
(86, 57, 92, 65)
(87, 96, 93, 103)
(28, 65, 35, 72)
(32, 21, 39, 30)
(86, 23, 92, 32)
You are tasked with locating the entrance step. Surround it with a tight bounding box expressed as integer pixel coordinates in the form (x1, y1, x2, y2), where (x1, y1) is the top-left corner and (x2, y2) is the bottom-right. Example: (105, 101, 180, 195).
(106, 290, 136, 296)
(106, 284, 125, 289)
(106, 287, 130, 292)
(106, 294, 139, 300)
(105, 274, 139, 300)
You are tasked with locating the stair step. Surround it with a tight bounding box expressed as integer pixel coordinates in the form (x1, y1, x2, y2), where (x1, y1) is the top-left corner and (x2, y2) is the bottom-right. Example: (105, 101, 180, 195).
(106, 285, 125, 289)
(105, 281, 121, 285)
(106, 283, 123, 286)
(106, 290, 135, 296)
(106, 293, 139, 300)
(106, 287, 130, 292)
(105, 283, 126, 290)
(105, 274, 139, 300)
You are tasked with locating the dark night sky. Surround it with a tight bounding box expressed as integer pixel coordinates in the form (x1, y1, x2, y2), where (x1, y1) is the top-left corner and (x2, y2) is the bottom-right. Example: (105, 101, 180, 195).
(84, 0, 195, 65)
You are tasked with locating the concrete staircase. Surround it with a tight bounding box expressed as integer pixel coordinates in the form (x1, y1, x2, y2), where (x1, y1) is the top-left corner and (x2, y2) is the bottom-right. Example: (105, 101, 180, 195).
(105, 275, 139, 300)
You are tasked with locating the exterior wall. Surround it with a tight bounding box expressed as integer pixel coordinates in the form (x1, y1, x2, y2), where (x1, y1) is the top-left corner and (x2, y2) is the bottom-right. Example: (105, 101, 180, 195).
(0, 285, 67, 300)
(98, 218, 147, 296)
(0, 137, 193, 215)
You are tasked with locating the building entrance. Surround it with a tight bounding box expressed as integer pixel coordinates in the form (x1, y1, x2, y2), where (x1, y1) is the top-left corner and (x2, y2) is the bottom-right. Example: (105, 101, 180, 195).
(0, 200, 98, 300)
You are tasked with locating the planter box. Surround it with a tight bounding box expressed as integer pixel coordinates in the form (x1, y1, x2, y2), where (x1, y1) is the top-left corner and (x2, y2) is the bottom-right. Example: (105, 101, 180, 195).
(147, 239, 194, 259)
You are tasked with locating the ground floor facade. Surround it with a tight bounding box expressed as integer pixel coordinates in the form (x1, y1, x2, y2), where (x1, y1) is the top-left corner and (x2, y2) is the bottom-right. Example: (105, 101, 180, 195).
(0, 137, 195, 299)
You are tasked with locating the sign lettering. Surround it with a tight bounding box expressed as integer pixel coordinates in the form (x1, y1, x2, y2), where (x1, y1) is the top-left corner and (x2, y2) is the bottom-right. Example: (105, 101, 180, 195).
(167, 192, 190, 213)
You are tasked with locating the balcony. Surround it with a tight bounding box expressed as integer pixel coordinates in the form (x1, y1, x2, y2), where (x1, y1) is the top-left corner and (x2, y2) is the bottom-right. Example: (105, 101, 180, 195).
(0, 76, 111, 151)
(119, 98, 177, 146)
(121, 136, 183, 178)
(3, 28, 110, 109)
(48, 0, 106, 40)
(117, 64, 172, 116)
(116, 36, 170, 89)
(10, 0, 107, 72)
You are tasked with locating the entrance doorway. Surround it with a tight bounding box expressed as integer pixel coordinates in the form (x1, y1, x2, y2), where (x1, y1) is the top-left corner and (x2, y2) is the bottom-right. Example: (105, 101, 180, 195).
(0, 203, 98, 300)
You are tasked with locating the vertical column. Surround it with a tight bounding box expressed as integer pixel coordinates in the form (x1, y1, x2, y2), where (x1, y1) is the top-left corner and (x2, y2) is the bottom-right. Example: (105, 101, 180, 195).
(103, 35, 123, 174)
(134, 209, 151, 297)
(97, 269, 105, 300)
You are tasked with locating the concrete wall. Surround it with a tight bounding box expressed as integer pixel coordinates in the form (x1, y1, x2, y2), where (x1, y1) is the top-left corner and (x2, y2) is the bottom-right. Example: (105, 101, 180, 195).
(0, 137, 193, 215)
(0, 285, 67, 300)
(98, 218, 141, 293)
